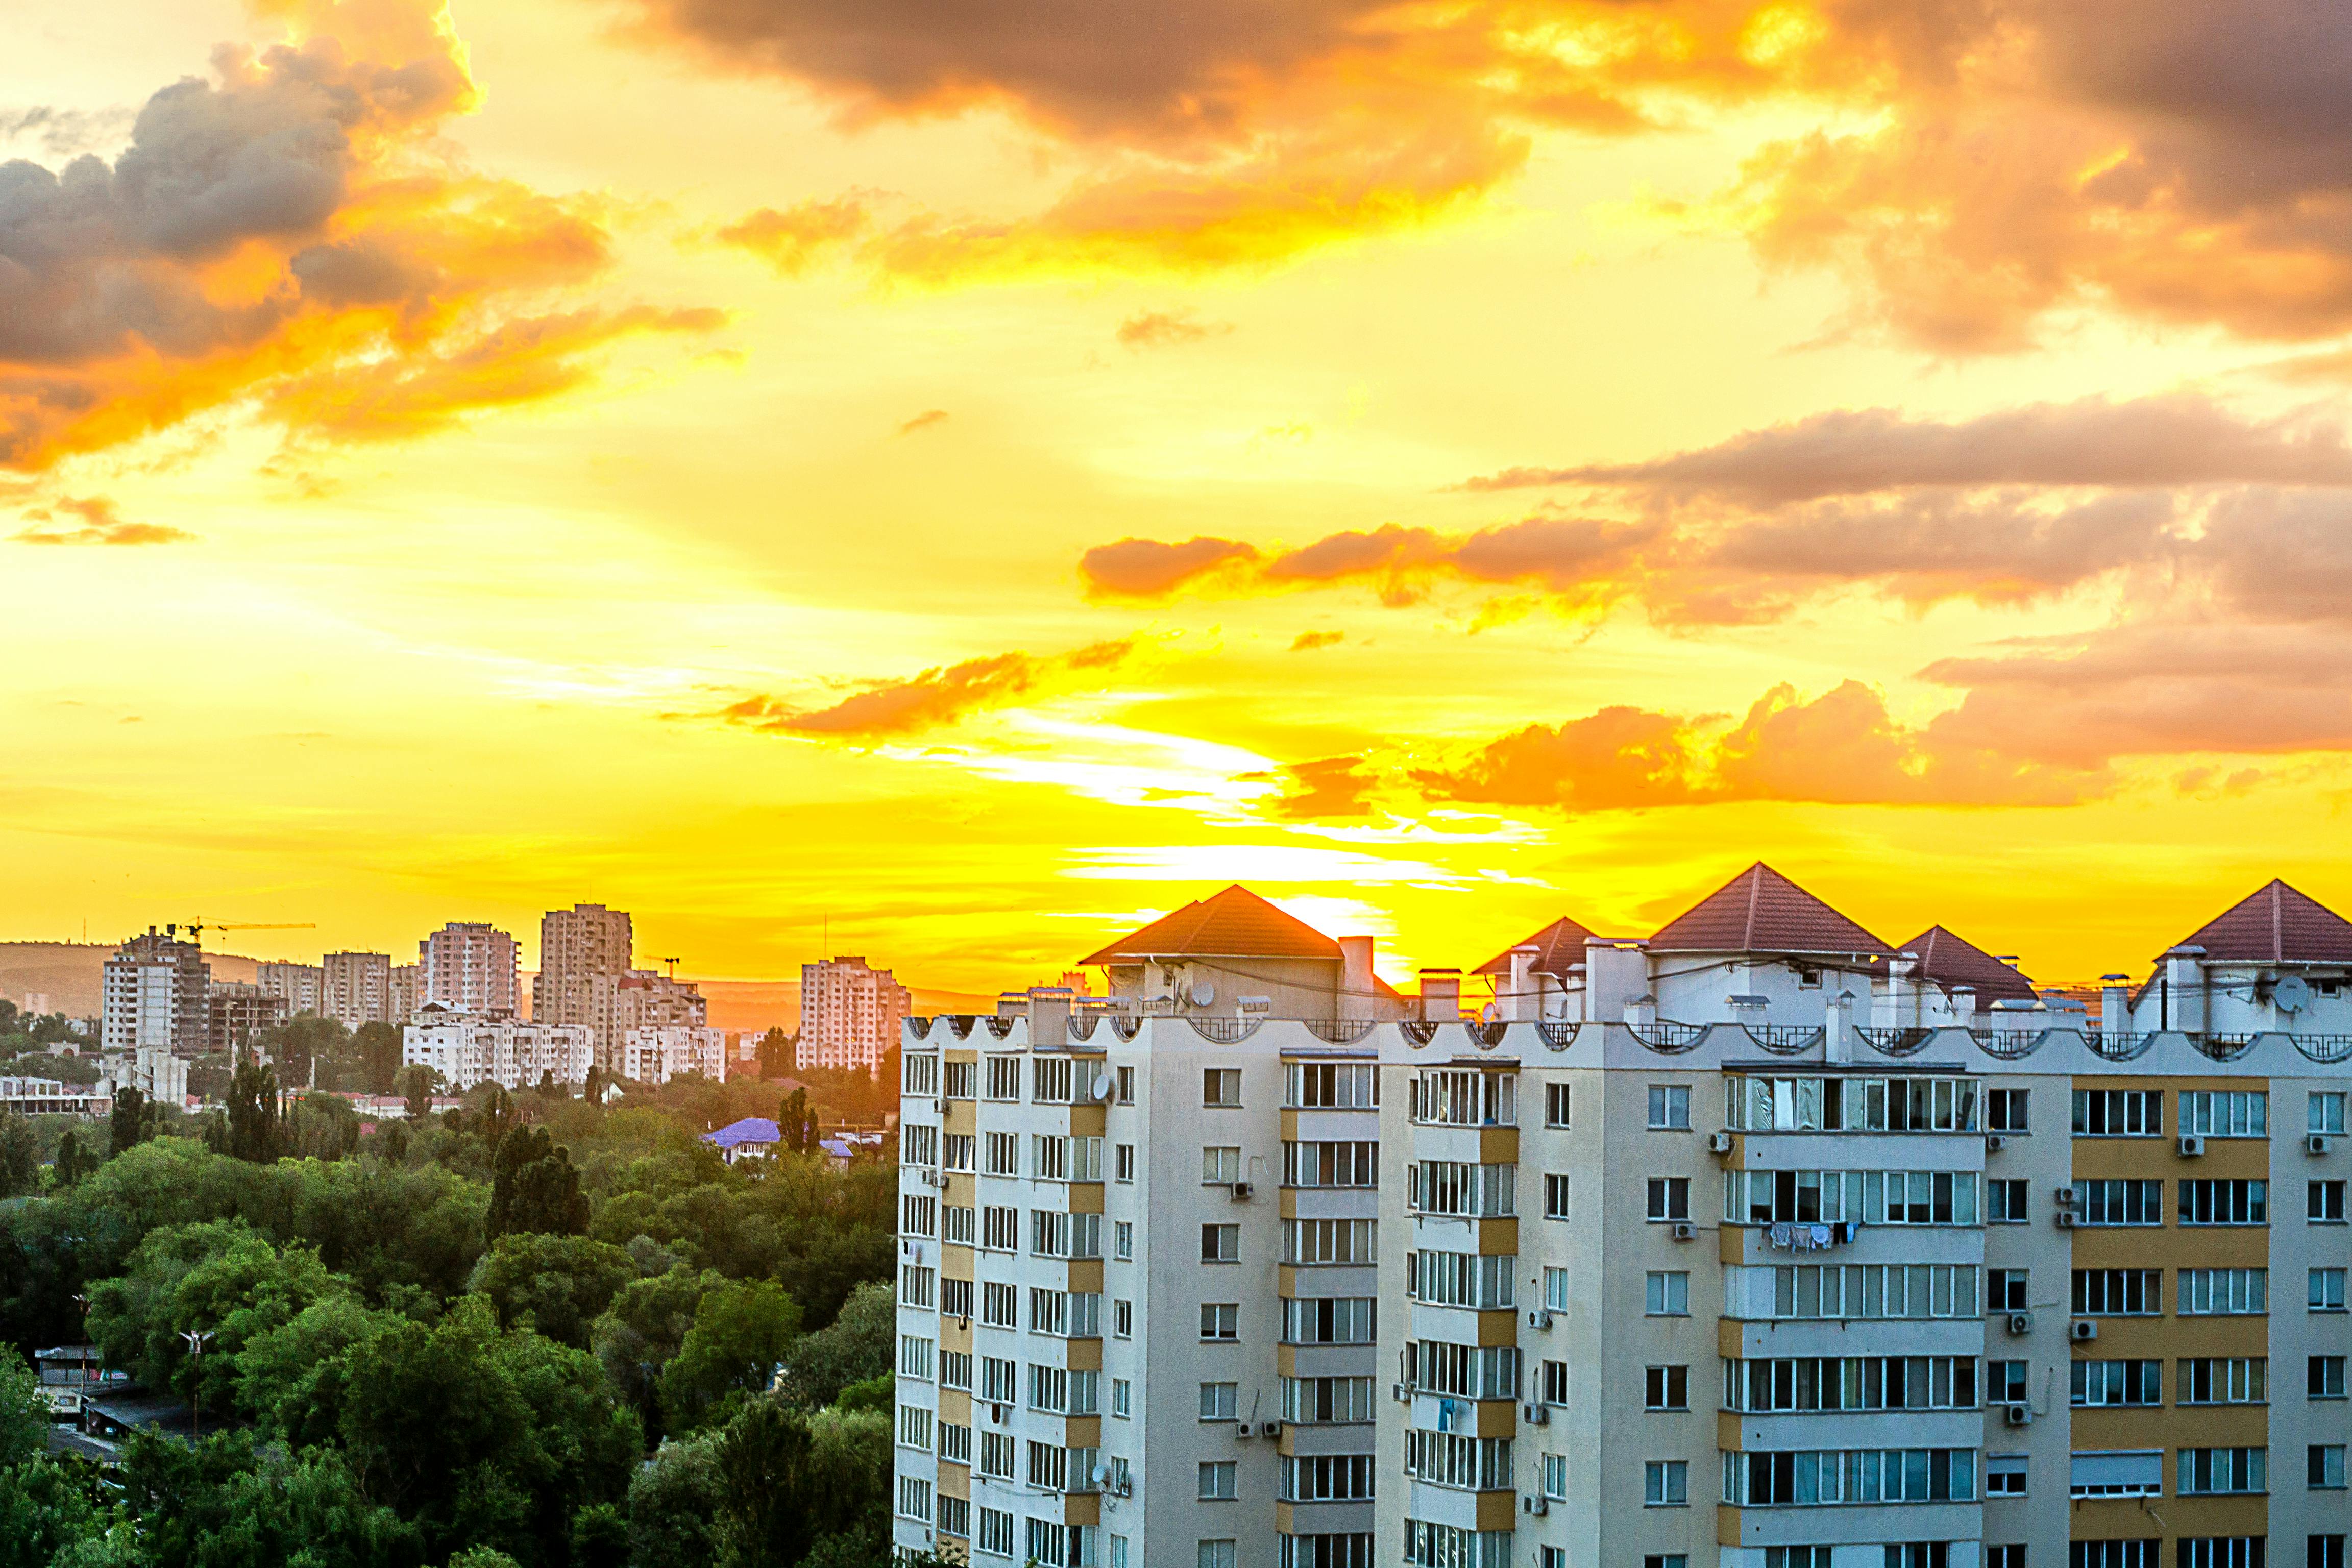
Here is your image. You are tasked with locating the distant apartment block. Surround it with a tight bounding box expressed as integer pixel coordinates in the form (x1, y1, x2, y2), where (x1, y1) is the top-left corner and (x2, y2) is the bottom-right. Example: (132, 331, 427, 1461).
(619, 1025, 727, 1085)
(206, 982, 287, 1055)
(101, 928, 209, 1056)
(892, 874, 2352, 1568)
(401, 1004, 589, 1091)
(536, 903, 634, 1048)
(800, 955, 910, 1074)
(256, 962, 323, 1017)
(389, 964, 422, 1024)
(321, 951, 393, 1028)
(419, 923, 519, 1015)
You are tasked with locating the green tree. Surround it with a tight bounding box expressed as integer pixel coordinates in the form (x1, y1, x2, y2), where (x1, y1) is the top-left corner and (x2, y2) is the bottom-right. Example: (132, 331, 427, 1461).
(396, 1063, 443, 1122)
(51, 1128, 94, 1187)
(107, 1086, 151, 1159)
(0, 1113, 39, 1197)
(775, 1090, 816, 1155)
(753, 1030, 793, 1080)
(252, 1014, 351, 1090)
(353, 1021, 404, 1095)
(590, 1264, 719, 1434)
(774, 1281, 891, 1410)
(468, 1233, 639, 1350)
(489, 1127, 590, 1239)
(656, 1279, 801, 1434)
(623, 1429, 724, 1568)
(224, 1060, 285, 1162)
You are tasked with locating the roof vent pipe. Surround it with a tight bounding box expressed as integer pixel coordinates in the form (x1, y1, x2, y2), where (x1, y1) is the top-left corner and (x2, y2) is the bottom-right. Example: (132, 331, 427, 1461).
(1338, 937, 1376, 1022)
(1505, 945, 1541, 1023)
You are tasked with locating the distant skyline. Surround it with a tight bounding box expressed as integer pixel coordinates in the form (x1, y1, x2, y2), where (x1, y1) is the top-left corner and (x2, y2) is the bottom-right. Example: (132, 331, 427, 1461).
(8, 0, 2352, 993)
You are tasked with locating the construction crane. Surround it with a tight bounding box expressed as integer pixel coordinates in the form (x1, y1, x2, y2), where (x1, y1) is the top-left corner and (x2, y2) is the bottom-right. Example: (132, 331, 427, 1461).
(659, 957, 682, 980)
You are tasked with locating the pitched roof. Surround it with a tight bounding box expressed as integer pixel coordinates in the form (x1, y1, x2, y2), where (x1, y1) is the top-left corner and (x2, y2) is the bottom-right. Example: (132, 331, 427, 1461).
(1080, 886, 1342, 966)
(704, 1116, 778, 1149)
(1649, 863, 1894, 957)
(1897, 926, 2038, 1006)
(2175, 879, 2352, 964)
(1473, 914, 1602, 978)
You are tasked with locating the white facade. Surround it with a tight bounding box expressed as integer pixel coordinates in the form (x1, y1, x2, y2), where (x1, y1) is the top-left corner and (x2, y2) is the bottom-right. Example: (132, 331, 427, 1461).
(620, 1025, 727, 1085)
(401, 1009, 591, 1090)
(130, 1047, 189, 1105)
(419, 923, 520, 1015)
(256, 962, 324, 1016)
(801, 955, 909, 1073)
(101, 930, 209, 1056)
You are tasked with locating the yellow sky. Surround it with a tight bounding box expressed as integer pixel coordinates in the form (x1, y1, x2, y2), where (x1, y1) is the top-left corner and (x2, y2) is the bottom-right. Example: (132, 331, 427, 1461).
(6, 0, 2350, 994)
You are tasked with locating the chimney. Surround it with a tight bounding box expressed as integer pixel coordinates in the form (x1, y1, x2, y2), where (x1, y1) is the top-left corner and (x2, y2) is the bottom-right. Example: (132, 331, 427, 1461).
(1027, 987, 1072, 1046)
(2100, 974, 2131, 1038)
(1950, 985, 1976, 1028)
(1827, 989, 1855, 1064)
(1505, 945, 1541, 1022)
(1338, 937, 1376, 1022)
(1883, 953, 1918, 1030)
(1583, 940, 1649, 1026)
(1418, 969, 1462, 1023)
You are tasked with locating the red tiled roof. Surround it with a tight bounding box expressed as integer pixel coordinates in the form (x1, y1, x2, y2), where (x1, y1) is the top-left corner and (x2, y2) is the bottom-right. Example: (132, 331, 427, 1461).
(1897, 926, 2038, 1006)
(1473, 915, 1602, 978)
(1649, 863, 1893, 957)
(2174, 879, 2352, 964)
(1080, 886, 1343, 966)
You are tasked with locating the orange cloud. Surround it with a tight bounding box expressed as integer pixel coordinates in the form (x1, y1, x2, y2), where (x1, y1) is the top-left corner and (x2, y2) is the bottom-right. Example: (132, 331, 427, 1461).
(1269, 756, 1380, 819)
(12, 496, 192, 546)
(1116, 309, 1230, 349)
(719, 638, 1138, 738)
(713, 198, 872, 276)
(897, 409, 950, 436)
(1289, 629, 1344, 651)
(0, 0, 712, 468)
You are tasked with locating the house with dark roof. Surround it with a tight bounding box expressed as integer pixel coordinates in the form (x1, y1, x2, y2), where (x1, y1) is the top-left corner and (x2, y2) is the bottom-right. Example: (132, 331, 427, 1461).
(1472, 914, 1606, 1021)
(1080, 885, 1411, 1021)
(1631, 863, 1898, 1037)
(2124, 879, 2352, 1035)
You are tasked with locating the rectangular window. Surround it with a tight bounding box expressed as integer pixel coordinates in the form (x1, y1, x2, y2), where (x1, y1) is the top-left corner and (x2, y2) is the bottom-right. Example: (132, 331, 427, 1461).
(1199, 1381, 1238, 1420)
(2180, 1179, 2268, 1225)
(2314, 1268, 2348, 1312)
(1403, 1430, 1515, 1491)
(1198, 1461, 1237, 1500)
(1987, 1360, 2028, 1406)
(902, 1194, 937, 1237)
(1725, 1448, 1978, 1505)
(1646, 1271, 1689, 1316)
(1542, 1267, 1571, 1311)
(1647, 1177, 1690, 1221)
(2182, 1268, 2268, 1315)
(1649, 1084, 1691, 1130)
(1115, 1064, 1133, 1102)
(1987, 1088, 2029, 1132)
(2313, 1446, 2348, 1490)
(2313, 1356, 2347, 1399)
(1028, 1287, 1067, 1336)
(1280, 1453, 1376, 1503)
(1723, 1356, 1979, 1412)
(2074, 1089, 2163, 1136)
(1283, 1140, 1379, 1188)
(1645, 1460, 1688, 1506)
(1284, 1062, 1377, 1109)
(900, 1264, 935, 1308)
(898, 1402, 934, 1449)
(1202, 1145, 1242, 1184)
(1111, 1376, 1131, 1418)
(2069, 1450, 2163, 1499)
(1989, 1269, 2029, 1311)
(1404, 1341, 1521, 1401)
(902, 1123, 939, 1165)
(2075, 1269, 2164, 1315)
(1545, 1082, 1571, 1128)
(1203, 1069, 1241, 1108)
(1200, 1223, 1239, 1263)
(2179, 1357, 2267, 1405)
(1113, 1219, 1132, 1260)
(976, 1507, 1014, 1555)
(936, 1494, 968, 1539)
(1742, 1262, 1979, 1321)
(1282, 1296, 1377, 1346)
(1199, 1545, 1236, 1568)
(942, 1133, 975, 1172)
(942, 1204, 978, 1248)
(1114, 1143, 1134, 1182)
(2079, 1178, 2164, 1225)
(980, 1281, 1017, 1327)
(899, 1335, 933, 1380)
(2178, 1544, 2265, 1568)
(2069, 1548, 2159, 1568)
(1032, 1134, 1068, 1182)
(904, 1052, 940, 1096)
(1539, 1359, 1569, 1405)
(1409, 1068, 1516, 1127)
(1409, 1160, 1515, 1217)
(1409, 1250, 1515, 1309)
(1031, 1056, 1073, 1105)
(2180, 1090, 2267, 1138)
(897, 1474, 932, 1521)
(2315, 1093, 2348, 1135)
(1113, 1298, 1131, 1338)
(979, 1356, 1016, 1403)
(2315, 1540, 2347, 1568)
(1727, 1168, 1978, 1226)
(1028, 1364, 1069, 1413)
(1544, 1173, 1571, 1219)
(2070, 1360, 2161, 1407)
(1989, 1179, 2028, 1223)
(1281, 1375, 1376, 1424)
(2313, 1181, 2346, 1222)
(938, 1422, 971, 1464)
(1986, 1455, 2027, 1497)
(1200, 1303, 1239, 1341)
(985, 1056, 1020, 1101)
(984, 1132, 1017, 1176)
(2177, 1447, 2267, 1495)
(1644, 1365, 1688, 1411)
(940, 1350, 972, 1390)
(943, 1060, 973, 1100)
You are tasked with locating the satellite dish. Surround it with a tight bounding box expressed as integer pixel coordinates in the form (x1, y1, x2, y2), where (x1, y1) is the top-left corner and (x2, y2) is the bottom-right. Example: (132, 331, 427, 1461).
(1188, 981, 1216, 1008)
(2276, 974, 2313, 1014)
(1091, 1462, 1110, 1487)
(1092, 1072, 1114, 1102)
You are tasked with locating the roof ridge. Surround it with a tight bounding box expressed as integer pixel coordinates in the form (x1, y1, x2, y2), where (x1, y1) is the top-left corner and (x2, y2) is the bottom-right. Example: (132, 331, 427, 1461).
(1744, 864, 1765, 951)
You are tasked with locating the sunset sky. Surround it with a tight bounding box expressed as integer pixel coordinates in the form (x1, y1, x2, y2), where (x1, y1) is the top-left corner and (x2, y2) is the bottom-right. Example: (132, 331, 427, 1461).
(8, 0, 2352, 994)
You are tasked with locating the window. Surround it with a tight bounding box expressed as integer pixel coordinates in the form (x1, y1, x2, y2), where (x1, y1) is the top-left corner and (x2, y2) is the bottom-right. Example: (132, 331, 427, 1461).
(1029, 1365, 1069, 1413)
(1116, 1064, 1133, 1102)
(2070, 1450, 2163, 1498)
(1647, 1177, 1690, 1221)
(1542, 1267, 1570, 1311)
(896, 1474, 932, 1521)
(1646, 1558, 1689, 1568)
(898, 1402, 934, 1449)
(1544, 1173, 1571, 1219)
(1201, 1223, 1239, 1263)
(1727, 1167, 1979, 1226)
(938, 1422, 971, 1463)
(1988, 1554, 2026, 1568)
(1769, 1550, 1833, 1568)
(2181, 1179, 2268, 1225)
(981, 1281, 1016, 1327)
(1987, 1360, 2028, 1405)
(1986, 1455, 2027, 1497)
(1409, 1068, 1516, 1126)
(1198, 1461, 1237, 1500)
(2178, 1448, 2267, 1496)
(1538, 1359, 1569, 1405)
(1202, 1146, 1241, 1184)
(2075, 1269, 2163, 1315)
(2182, 1268, 2267, 1315)
(1545, 1082, 1571, 1128)
(979, 1355, 1016, 1403)
(900, 1264, 935, 1308)
(1033, 1134, 1068, 1182)
(1405, 1341, 1521, 1401)
(1284, 1140, 1378, 1188)
(1723, 1356, 1978, 1413)
(1649, 1084, 1690, 1130)
(940, 1350, 972, 1390)
(2315, 1092, 2348, 1135)
(1203, 1069, 1241, 1108)
(2074, 1089, 2163, 1136)
(1031, 1056, 1073, 1104)
(1989, 1179, 2028, 1223)
(1644, 1460, 1688, 1506)
(1113, 1298, 1132, 1338)
(1742, 1262, 1980, 1320)
(1025, 1521, 1067, 1567)
(2079, 1178, 2163, 1225)
(1030, 1287, 1067, 1335)
(1410, 1160, 1515, 1217)
(1408, 1251, 1513, 1309)
(943, 1060, 973, 1099)
(984, 1132, 1017, 1176)
(2179, 1545, 2265, 1568)
(937, 1494, 969, 1539)
(1987, 1088, 2029, 1132)
(2315, 1181, 2347, 1222)
(1645, 1365, 1688, 1410)
(2313, 1356, 2346, 1399)
(942, 1133, 974, 1172)
(1199, 1545, 1236, 1568)
(1200, 1303, 1238, 1341)
(943, 1205, 975, 1246)
(1988, 1269, 2029, 1311)
(2071, 1360, 2161, 1407)
(1114, 1143, 1134, 1182)
(1283, 1296, 1377, 1345)
(1114, 1220, 1132, 1260)
(977, 1506, 1014, 1556)
(2179, 1358, 2266, 1404)
(1646, 1271, 1689, 1316)
(2180, 1090, 2267, 1137)
(902, 1124, 940, 1168)
(904, 1052, 940, 1096)
(985, 1056, 1020, 1100)
(1286, 1062, 1377, 1109)
(2071, 1548, 2159, 1568)
(1282, 1375, 1375, 1424)
(2313, 1268, 2347, 1312)
(2316, 1541, 2347, 1568)
(1281, 1454, 1375, 1504)
(2314, 1446, 2348, 1490)
(1025, 1440, 1069, 1491)
(1541, 1452, 1567, 1500)
(1197, 1380, 1238, 1420)
(1729, 1075, 1980, 1133)
(1403, 1430, 1514, 1491)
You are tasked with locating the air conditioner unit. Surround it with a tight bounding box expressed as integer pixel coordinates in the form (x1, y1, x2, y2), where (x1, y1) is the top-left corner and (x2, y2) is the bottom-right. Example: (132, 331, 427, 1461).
(1230, 1181, 1254, 1200)
(2069, 1319, 2099, 1343)
(2178, 1135, 2207, 1158)
(2053, 1185, 2077, 1206)
(1984, 1134, 2006, 1154)
(2006, 1311, 2032, 1336)
(2004, 1403, 2033, 1428)
(2054, 1211, 2076, 1229)
(1521, 1402, 1549, 1425)
(1260, 1420, 1281, 1437)
(2311, 1133, 2335, 1156)
(1707, 1131, 1735, 1155)
(1671, 1221, 1698, 1242)
(1235, 1422, 1253, 1440)
(1392, 1383, 1412, 1402)
(1526, 1309, 1554, 1331)
(1523, 1496, 1550, 1516)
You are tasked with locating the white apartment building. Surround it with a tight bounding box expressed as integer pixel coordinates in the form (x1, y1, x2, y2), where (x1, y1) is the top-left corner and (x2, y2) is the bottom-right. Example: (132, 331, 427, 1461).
(419, 922, 520, 1015)
(101, 928, 209, 1056)
(893, 870, 2352, 1568)
(619, 1025, 727, 1085)
(401, 1005, 591, 1091)
(802, 955, 912, 1074)
(256, 962, 325, 1017)
(321, 951, 393, 1028)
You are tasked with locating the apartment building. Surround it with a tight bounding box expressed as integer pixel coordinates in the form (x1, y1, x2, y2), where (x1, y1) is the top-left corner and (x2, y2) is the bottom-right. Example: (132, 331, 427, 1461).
(101, 928, 209, 1055)
(321, 950, 394, 1028)
(892, 870, 2352, 1568)
(206, 982, 287, 1054)
(256, 961, 325, 1017)
(401, 1004, 590, 1091)
(419, 923, 520, 1015)
(536, 903, 634, 1051)
(802, 955, 912, 1074)
(619, 1025, 728, 1085)
(389, 964, 422, 1024)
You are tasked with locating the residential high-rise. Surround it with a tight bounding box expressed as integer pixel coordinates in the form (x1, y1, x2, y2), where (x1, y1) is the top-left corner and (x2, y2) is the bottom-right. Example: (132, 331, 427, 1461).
(389, 964, 422, 1024)
(101, 928, 209, 1056)
(207, 982, 287, 1054)
(620, 1025, 727, 1085)
(800, 955, 910, 1074)
(891, 871, 2352, 1568)
(401, 1004, 589, 1091)
(536, 903, 634, 1049)
(419, 923, 519, 1014)
(256, 961, 325, 1017)
(321, 951, 393, 1028)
